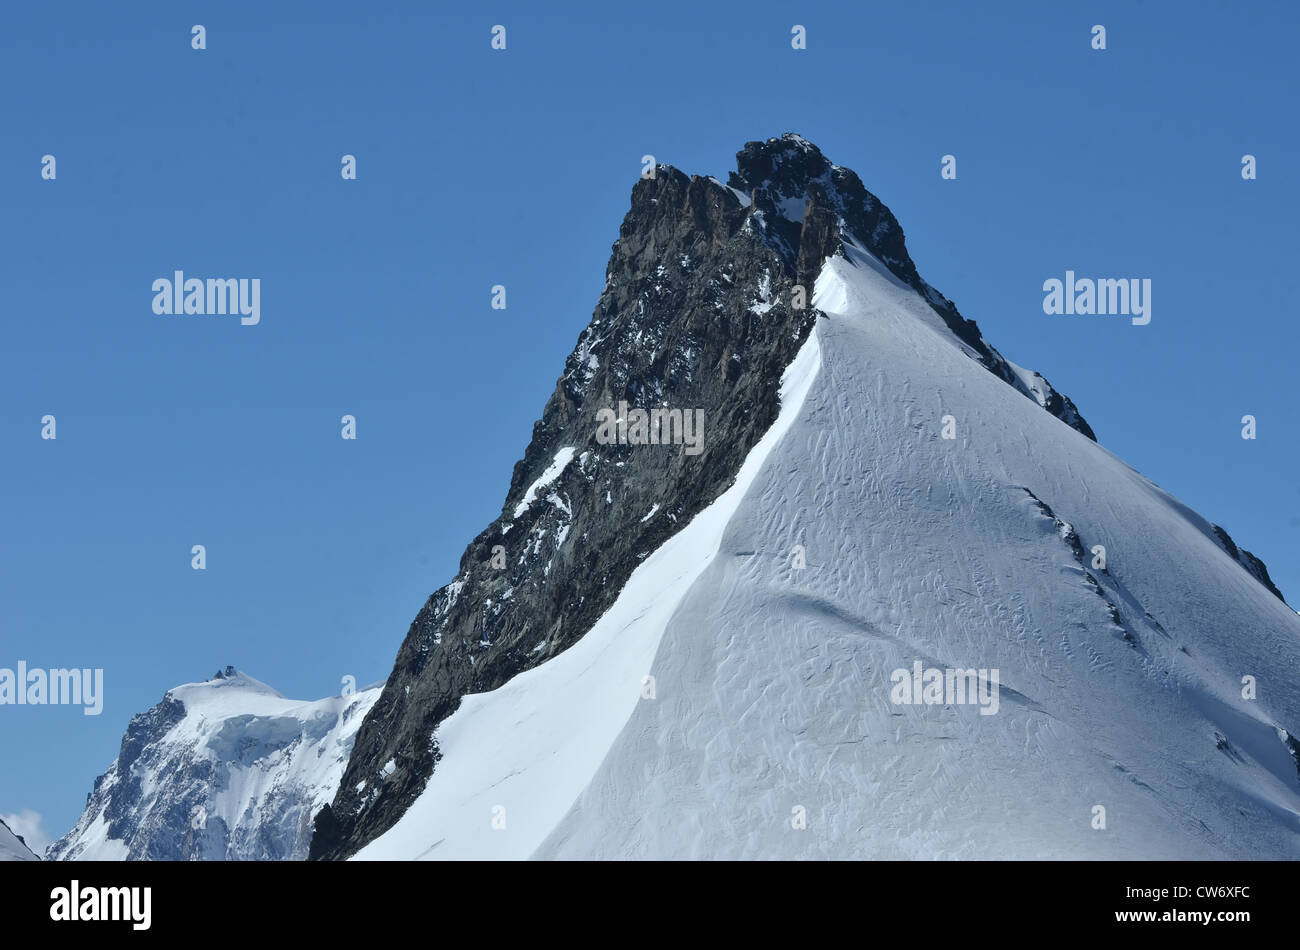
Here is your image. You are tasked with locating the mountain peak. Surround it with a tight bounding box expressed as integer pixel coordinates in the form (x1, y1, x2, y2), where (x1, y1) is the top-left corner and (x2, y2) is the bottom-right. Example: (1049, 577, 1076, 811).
(312, 135, 1105, 861)
(726, 133, 912, 270)
(319, 135, 1300, 860)
(51, 673, 382, 861)
(175, 667, 284, 701)
(731, 132, 835, 196)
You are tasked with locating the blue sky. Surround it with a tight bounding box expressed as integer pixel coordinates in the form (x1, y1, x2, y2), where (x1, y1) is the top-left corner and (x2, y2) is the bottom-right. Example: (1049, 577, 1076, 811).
(2, 0, 1297, 845)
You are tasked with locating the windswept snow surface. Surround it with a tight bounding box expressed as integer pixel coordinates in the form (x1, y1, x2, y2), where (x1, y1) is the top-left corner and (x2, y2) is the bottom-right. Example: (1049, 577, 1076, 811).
(362, 244, 1300, 860)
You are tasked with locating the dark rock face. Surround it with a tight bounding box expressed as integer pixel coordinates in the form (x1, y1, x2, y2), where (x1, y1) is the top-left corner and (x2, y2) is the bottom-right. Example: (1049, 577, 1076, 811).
(51, 694, 191, 860)
(310, 135, 1104, 860)
(1287, 733, 1300, 781)
(1211, 524, 1286, 602)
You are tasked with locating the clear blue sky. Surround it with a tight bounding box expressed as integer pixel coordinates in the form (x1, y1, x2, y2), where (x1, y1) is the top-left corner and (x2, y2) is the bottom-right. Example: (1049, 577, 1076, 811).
(2, 0, 1297, 845)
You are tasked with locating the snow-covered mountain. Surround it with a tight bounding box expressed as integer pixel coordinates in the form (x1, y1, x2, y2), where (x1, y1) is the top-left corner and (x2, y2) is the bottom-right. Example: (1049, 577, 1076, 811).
(51, 667, 380, 860)
(315, 134, 1300, 861)
(315, 133, 1103, 860)
(0, 818, 39, 861)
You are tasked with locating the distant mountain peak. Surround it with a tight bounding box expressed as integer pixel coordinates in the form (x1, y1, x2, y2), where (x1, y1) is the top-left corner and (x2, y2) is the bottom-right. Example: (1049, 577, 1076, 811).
(192, 667, 284, 698)
(51, 673, 381, 861)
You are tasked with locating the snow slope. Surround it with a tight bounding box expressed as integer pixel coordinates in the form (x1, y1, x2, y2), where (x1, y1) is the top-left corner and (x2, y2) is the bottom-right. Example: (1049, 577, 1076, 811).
(357, 240, 1300, 861)
(0, 818, 38, 861)
(52, 669, 381, 861)
(354, 328, 821, 860)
